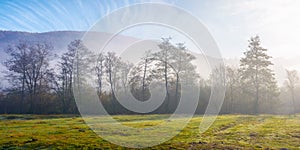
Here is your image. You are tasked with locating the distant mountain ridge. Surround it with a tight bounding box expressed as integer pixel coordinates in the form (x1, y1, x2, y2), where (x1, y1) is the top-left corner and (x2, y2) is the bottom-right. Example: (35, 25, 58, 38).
(0, 31, 85, 53)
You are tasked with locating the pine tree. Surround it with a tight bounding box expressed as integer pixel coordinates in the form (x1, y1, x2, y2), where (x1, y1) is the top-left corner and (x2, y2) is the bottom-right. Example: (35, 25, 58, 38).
(239, 36, 279, 114)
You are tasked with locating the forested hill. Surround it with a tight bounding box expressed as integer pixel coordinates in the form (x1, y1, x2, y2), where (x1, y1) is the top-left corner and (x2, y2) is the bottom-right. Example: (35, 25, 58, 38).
(0, 31, 84, 87)
(0, 31, 84, 53)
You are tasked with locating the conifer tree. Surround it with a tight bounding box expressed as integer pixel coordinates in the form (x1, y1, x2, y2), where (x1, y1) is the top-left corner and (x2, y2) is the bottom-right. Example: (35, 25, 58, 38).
(239, 36, 279, 114)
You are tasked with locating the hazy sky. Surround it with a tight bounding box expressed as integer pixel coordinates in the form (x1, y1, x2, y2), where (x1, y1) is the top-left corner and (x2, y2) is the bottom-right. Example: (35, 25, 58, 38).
(0, 0, 300, 59)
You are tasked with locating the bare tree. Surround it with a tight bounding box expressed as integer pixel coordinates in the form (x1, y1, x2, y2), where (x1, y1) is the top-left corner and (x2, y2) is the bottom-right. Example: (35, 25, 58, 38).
(225, 66, 239, 113)
(153, 37, 174, 112)
(4, 42, 29, 113)
(285, 69, 299, 114)
(95, 52, 105, 99)
(4, 41, 53, 113)
(171, 43, 197, 101)
(58, 42, 77, 113)
(119, 61, 133, 94)
(105, 52, 121, 99)
(61, 40, 94, 113)
(72, 40, 95, 92)
(140, 51, 152, 101)
(128, 50, 154, 101)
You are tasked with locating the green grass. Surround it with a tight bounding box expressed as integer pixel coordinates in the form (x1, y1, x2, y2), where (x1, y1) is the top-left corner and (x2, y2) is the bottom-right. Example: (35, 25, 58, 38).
(0, 114, 299, 149)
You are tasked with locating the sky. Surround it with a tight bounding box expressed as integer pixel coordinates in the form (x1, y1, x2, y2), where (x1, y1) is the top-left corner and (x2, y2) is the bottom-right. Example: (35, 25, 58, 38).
(1, 0, 300, 59)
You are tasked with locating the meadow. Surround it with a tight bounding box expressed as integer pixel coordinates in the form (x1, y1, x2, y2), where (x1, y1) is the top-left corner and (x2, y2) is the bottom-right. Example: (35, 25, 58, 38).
(0, 114, 299, 149)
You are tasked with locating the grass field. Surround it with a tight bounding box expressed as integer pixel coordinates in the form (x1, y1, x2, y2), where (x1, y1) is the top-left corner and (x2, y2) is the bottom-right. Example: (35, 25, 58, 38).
(0, 114, 299, 149)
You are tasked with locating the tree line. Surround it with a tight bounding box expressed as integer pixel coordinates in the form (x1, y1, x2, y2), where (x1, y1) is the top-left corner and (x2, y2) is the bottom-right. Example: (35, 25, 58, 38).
(0, 36, 299, 114)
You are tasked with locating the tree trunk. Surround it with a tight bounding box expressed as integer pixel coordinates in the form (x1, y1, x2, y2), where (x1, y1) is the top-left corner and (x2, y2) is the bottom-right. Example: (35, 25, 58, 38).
(164, 61, 170, 113)
(20, 72, 25, 113)
(142, 59, 148, 101)
(175, 73, 179, 111)
(230, 85, 234, 113)
(291, 89, 296, 114)
(255, 84, 259, 115)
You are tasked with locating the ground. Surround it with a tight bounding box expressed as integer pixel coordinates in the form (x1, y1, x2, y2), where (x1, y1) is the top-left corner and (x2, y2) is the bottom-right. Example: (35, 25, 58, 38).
(0, 114, 299, 149)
